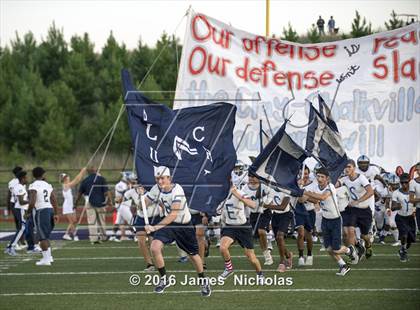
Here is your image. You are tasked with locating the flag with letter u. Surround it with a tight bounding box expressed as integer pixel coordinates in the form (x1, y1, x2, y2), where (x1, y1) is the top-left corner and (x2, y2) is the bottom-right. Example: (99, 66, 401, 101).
(121, 69, 237, 215)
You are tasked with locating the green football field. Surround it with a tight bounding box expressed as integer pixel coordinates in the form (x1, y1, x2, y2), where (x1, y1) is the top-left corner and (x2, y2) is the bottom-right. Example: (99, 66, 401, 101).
(0, 237, 419, 310)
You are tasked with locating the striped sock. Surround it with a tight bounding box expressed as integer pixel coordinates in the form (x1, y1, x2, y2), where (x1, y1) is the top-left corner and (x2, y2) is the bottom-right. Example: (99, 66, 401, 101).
(224, 259, 233, 271)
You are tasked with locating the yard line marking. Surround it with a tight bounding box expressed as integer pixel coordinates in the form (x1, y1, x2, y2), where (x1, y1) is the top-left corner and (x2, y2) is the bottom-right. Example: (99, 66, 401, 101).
(5, 254, 419, 261)
(1, 268, 419, 276)
(1, 288, 419, 296)
(54, 243, 420, 250)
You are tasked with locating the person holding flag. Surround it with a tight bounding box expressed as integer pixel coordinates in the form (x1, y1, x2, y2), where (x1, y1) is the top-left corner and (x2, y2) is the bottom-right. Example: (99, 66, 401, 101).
(302, 167, 358, 276)
(139, 166, 211, 297)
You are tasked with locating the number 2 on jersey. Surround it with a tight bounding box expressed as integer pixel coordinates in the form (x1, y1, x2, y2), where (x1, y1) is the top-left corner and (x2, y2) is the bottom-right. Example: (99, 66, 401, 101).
(43, 189, 49, 203)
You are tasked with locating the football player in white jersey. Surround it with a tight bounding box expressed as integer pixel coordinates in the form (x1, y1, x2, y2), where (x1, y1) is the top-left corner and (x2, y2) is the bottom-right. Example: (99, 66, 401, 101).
(110, 172, 131, 241)
(296, 166, 316, 266)
(243, 174, 273, 266)
(408, 162, 420, 232)
(303, 167, 357, 276)
(263, 189, 293, 272)
(356, 155, 383, 242)
(384, 174, 401, 246)
(338, 159, 374, 261)
(7, 166, 24, 248)
(126, 180, 161, 272)
(5, 171, 29, 256)
(218, 182, 264, 281)
(392, 173, 416, 262)
(374, 176, 389, 244)
(60, 167, 86, 241)
(356, 155, 386, 187)
(231, 160, 248, 189)
(139, 166, 211, 297)
(28, 167, 58, 266)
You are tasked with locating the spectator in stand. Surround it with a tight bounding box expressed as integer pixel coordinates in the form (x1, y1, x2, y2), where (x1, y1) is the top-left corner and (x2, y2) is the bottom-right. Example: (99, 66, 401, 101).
(328, 16, 336, 34)
(317, 16, 325, 35)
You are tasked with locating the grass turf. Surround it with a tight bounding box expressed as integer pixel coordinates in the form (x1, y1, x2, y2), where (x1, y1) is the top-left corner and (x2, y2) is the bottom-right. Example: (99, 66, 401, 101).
(0, 238, 419, 310)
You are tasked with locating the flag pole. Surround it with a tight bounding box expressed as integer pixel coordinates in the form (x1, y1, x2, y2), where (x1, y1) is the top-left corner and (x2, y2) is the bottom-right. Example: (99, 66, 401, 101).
(266, 0, 270, 37)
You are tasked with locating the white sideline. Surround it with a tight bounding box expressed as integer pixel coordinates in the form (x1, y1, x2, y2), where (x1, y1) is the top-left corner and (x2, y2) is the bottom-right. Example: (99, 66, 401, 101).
(1, 288, 419, 296)
(1, 268, 420, 276)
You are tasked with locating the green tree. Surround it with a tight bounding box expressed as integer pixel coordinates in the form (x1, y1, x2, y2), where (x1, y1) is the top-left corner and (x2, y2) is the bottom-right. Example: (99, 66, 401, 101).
(60, 52, 99, 112)
(37, 23, 69, 85)
(281, 23, 299, 42)
(385, 10, 404, 30)
(306, 24, 321, 43)
(33, 105, 73, 161)
(130, 38, 153, 85)
(97, 32, 129, 106)
(351, 11, 372, 38)
(150, 33, 181, 100)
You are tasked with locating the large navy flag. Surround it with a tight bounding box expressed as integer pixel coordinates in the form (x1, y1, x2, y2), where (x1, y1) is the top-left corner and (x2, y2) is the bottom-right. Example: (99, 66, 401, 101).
(306, 102, 347, 183)
(249, 121, 308, 197)
(318, 94, 338, 132)
(122, 69, 237, 215)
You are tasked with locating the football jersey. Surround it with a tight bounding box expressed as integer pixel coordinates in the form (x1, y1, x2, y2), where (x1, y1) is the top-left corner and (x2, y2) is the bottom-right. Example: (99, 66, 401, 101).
(146, 183, 191, 224)
(336, 185, 350, 212)
(13, 183, 28, 210)
(8, 178, 19, 203)
(242, 183, 270, 214)
(313, 183, 340, 219)
(28, 180, 54, 210)
(220, 189, 248, 225)
(374, 181, 389, 211)
(356, 165, 380, 188)
(409, 179, 420, 208)
(115, 181, 129, 201)
(123, 188, 160, 218)
(302, 181, 316, 211)
(263, 189, 290, 214)
(341, 174, 373, 209)
(392, 189, 415, 216)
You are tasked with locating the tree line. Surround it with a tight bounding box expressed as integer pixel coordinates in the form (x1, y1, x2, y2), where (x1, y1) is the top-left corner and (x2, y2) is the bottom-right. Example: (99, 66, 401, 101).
(0, 10, 407, 165)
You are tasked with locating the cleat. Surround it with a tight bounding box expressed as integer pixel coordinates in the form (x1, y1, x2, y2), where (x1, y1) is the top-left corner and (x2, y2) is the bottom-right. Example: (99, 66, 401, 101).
(73, 236, 79, 241)
(336, 264, 350, 276)
(392, 241, 401, 247)
(355, 242, 366, 262)
(144, 264, 155, 272)
(219, 268, 234, 279)
(348, 245, 359, 265)
(50, 256, 54, 263)
(154, 276, 170, 293)
(62, 234, 72, 241)
(15, 244, 27, 251)
(5, 247, 17, 256)
(203, 263, 207, 270)
(277, 263, 286, 273)
(178, 256, 188, 263)
(399, 249, 408, 262)
(319, 246, 327, 252)
(305, 256, 313, 266)
(216, 241, 220, 248)
(35, 259, 51, 266)
(108, 236, 116, 241)
(256, 274, 265, 285)
(298, 256, 305, 267)
(27, 248, 42, 254)
(200, 278, 212, 297)
(263, 250, 273, 266)
(312, 236, 319, 243)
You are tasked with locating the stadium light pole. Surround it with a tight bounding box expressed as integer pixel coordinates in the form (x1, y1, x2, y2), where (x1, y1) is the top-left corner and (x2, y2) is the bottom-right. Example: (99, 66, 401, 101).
(266, 0, 270, 37)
